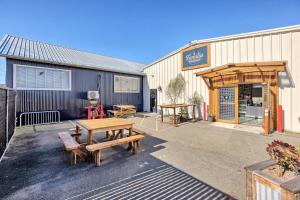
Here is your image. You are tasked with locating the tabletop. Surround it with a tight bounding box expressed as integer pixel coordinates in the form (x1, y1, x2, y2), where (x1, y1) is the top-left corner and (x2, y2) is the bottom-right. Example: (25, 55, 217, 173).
(159, 104, 196, 108)
(114, 105, 136, 109)
(76, 118, 134, 131)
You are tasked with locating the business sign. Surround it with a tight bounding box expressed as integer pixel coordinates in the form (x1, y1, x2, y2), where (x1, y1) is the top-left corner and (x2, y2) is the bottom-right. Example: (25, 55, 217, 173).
(181, 44, 210, 71)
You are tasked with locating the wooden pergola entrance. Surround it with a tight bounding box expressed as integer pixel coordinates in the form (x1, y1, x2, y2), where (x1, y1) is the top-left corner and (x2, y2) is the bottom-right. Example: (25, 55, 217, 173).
(195, 61, 286, 131)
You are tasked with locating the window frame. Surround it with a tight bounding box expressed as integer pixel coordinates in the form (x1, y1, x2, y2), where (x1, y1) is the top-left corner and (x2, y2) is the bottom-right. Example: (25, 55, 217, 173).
(114, 75, 140, 93)
(13, 64, 72, 91)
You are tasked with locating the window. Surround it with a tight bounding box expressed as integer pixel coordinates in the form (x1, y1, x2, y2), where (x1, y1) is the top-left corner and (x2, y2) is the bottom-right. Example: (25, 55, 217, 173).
(14, 65, 71, 90)
(114, 75, 140, 93)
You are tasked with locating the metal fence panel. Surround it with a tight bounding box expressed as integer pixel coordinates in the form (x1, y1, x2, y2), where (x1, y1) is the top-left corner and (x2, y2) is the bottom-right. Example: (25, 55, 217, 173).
(0, 87, 16, 159)
(0, 88, 7, 157)
(7, 90, 16, 141)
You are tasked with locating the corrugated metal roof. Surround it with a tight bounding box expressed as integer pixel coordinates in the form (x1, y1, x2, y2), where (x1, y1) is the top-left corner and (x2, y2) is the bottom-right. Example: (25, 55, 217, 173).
(143, 24, 300, 70)
(0, 35, 145, 75)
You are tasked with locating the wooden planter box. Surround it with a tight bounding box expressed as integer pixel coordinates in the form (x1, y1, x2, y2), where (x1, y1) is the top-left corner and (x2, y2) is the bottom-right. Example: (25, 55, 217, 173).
(245, 160, 300, 200)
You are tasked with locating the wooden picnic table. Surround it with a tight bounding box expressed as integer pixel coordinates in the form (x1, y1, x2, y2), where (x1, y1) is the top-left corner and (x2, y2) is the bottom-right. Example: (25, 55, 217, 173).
(75, 118, 134, 145)
(159, 104, 196, 126)
(108, 104, 136, 118)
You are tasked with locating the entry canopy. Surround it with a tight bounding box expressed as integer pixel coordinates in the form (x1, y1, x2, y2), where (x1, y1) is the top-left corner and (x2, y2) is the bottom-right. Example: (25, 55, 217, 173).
(195, 61, 286, 88)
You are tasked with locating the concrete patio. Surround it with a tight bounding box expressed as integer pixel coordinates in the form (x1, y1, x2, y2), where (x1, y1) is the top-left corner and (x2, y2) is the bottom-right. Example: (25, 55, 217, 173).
(0, 115, 300, 199)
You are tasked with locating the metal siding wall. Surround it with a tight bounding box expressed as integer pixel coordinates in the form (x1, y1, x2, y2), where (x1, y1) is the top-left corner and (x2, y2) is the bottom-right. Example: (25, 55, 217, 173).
(6, 59, 143, 122)
(143, 30, 300, 133)
(0, 89, 7, 156)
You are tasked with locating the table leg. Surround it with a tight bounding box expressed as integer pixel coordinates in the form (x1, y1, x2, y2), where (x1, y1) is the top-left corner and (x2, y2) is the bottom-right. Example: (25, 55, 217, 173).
(75, 125, 81, 143)
(193, 105, 196, 122)
(87, 130, 93, 145)
(161, 108, 163, 122)
(120, 129, 124, 138)
(127, 127, 133, 151)
(87, 130, 94, 161)
(173, 107, 176, 126)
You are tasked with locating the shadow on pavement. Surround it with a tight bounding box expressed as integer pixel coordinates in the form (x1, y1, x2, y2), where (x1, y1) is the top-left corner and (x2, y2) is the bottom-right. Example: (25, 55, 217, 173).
(0, 126, 236, 200)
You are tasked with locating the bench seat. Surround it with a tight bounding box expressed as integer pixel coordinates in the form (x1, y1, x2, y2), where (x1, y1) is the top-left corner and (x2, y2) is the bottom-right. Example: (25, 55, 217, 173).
(86, 134, 145, 166)
(58, 132, 86, 165)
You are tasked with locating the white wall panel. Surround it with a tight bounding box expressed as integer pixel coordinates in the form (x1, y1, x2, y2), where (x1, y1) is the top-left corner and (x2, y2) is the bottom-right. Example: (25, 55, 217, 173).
(262, 35, 272, 61)
(233, 40, 241, 63)
(247, 37, 255, 62)
(254, 37, 263, 61)
(271, 34, 281, 60)
(143, 29, 300, 132)
(221, 42, 228, 65)
(240, 39, 248, 62)
(227, 40, 234, 63)
(291, 32, 300, 132)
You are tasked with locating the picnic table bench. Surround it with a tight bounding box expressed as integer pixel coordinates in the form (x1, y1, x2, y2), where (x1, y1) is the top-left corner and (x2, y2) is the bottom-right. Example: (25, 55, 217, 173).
(58, 132, 87, 165)
(107, 105, 136, 118)
(86, 134, 144, 166)
(58, 118, 145, 166)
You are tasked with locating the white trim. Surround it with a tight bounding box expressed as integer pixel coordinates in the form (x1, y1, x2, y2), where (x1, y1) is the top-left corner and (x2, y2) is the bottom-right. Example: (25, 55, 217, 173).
(114, 75, 140, 93)
(13, 64, 72, 91)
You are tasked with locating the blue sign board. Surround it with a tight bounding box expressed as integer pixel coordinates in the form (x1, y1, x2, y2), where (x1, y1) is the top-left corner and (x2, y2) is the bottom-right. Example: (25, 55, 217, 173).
(182, 45, 209, 69)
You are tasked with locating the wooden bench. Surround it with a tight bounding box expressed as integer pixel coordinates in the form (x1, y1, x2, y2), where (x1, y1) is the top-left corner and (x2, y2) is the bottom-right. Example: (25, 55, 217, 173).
(127, 128, 145, 135)
(69, 127, 82, 143)
(58, 132, 87, 165)
(86, 134, 145, 166)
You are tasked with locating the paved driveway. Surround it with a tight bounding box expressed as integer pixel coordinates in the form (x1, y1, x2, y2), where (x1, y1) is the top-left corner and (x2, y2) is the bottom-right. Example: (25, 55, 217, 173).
(130, 115, 300, 199)
(0, 121, 233, 200)
(0, 117, 299, 200)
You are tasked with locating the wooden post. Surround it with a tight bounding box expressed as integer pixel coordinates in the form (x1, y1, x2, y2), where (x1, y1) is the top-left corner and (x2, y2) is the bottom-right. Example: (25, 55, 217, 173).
(203, 102, 206, 121)
(128, 127, 133, 150)
(264, 109, 270, 135)
(70, 151, 76, 165)
(173, 107, 176, 125)
(192, 105, 196, 121)
(161, 107, 163, 122)
(234, 85, 239, 124)
(87, 130, 93, 145)
(95, 150, 101, 167)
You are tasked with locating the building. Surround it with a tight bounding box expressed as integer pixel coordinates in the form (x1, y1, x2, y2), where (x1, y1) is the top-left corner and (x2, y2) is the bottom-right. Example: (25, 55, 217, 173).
(143, 25, 300, 133)
(0, 35, 145, 122)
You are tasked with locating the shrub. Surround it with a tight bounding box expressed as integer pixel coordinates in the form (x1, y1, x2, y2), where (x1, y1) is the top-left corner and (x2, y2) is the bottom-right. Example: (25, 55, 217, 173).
(266, 140, 300, 176)
(188, 91, 203, 105)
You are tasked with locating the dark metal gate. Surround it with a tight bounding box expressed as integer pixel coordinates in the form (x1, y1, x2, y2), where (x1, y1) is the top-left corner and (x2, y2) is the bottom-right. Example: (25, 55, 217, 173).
(0, 87, 16, 159)
(219, 87, 235, 121)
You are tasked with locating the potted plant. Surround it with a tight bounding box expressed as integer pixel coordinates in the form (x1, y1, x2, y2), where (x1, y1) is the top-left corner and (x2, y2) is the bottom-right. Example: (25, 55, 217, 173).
(207, 113, 215, 122)
(165, 74, 186, 123)
(178, 107, 189, 122)
(245, 140, 300, 200)
(188, 91, 203, 120)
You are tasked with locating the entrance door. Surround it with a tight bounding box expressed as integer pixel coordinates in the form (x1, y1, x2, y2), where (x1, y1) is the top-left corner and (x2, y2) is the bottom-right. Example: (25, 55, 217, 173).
(150, 89, 157, 112)
(219, 87, 235, 122)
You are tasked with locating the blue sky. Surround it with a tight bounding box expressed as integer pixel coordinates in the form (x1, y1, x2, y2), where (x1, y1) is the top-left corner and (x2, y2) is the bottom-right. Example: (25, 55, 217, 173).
(0, 0, 300, 66)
